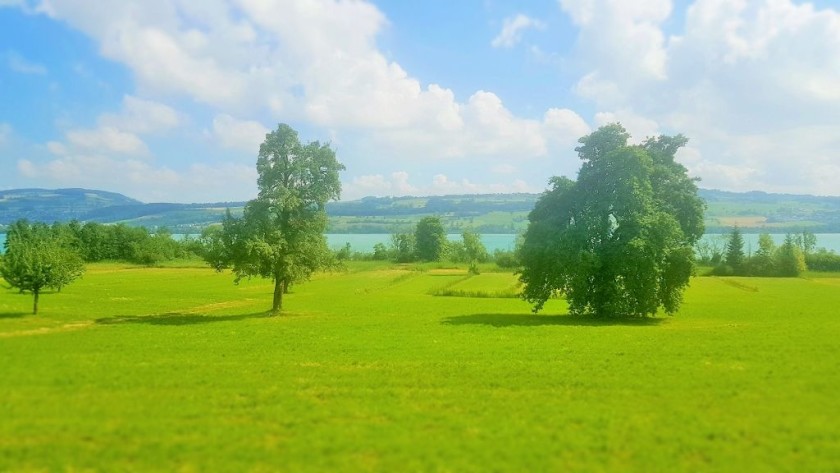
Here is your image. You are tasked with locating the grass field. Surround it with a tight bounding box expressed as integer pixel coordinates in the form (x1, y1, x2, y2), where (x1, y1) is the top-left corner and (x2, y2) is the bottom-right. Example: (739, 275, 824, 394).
(1, 262, 839, 471)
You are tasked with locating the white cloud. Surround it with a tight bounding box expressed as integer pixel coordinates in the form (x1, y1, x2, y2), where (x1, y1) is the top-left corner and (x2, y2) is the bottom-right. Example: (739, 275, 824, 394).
(212, 114, 269, 152)
(343, 171, 536, 200)
(348, 171, 418, 198)
(560, 0, 671, 92)
(492, 14, 546, 49)
(543, 107, 592, 144)
(17, 156, 257, 202)
(5, 50, 47, 75)
(594, 110, 659, 142)
(559, 0, 840, 195)
(64, 127, 148, 155)
(99, 95, 182, 134)
(491, 164, 517, 175)
(26, 0, 586, 171)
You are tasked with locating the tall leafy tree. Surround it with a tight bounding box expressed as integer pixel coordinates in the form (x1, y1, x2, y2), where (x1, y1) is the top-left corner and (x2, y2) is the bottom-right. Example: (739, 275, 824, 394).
(519, 124, 705, 317)
(414, 216, 447, 261)
(203, 124, 344, 313)
(1, 220, 85, 314)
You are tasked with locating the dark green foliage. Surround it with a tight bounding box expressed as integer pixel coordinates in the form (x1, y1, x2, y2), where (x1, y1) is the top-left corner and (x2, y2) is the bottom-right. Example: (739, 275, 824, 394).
(724, 227, 745, 273)
(40, 221, 192, 265)
(0, 220, 85, 314)
(461, 229, 488, 274)
(519, 124, 705, 317)
(493, 249, 519, 269)
(334, 243, 352, 261)
(202, 124, 344, 313)
(714, 231, 806, 277)
(747, 233, 776, 276)
(805, 249, 840, 271)
(414, 216, 447, 261)
(390, 232, 416, 263)
(372, 243, 389, 261)
(776, 235, 806, 277)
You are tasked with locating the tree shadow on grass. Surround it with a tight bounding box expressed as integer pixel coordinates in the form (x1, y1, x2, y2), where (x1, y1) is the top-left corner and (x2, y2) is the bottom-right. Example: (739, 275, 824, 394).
(95, 311, 275, 326)
(442, 313, 667, 327)
(0, 312, 29, 319)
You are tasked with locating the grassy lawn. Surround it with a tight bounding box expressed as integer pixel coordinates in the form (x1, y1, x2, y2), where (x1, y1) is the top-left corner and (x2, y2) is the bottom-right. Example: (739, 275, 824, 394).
(1, 262, 839, 471)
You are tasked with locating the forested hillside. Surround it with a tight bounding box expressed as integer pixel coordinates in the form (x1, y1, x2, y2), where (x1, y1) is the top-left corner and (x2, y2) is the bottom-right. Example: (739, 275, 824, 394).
(1, 187, 839, 233)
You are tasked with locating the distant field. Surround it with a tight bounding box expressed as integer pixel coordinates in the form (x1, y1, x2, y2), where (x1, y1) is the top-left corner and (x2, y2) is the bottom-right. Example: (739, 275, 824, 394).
(1, 262, 839, 471)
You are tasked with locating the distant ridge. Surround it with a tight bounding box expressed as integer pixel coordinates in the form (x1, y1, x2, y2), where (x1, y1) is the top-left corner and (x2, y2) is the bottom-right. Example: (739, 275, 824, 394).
(0, 188, 141, 225)
(1, 187, 839, 233)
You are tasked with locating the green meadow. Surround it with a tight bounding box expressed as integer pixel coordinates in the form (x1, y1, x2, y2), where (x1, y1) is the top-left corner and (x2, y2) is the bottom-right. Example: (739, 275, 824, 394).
(1, 262, 839, 471)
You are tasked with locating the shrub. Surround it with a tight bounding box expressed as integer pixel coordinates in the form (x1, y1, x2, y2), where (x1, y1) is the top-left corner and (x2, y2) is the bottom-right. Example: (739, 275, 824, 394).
(805, 249, 840, 272)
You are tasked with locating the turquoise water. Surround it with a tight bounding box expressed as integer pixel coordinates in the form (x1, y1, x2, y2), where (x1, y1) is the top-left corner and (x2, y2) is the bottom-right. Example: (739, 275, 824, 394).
(326, 234, 519, 254)
(2, 233, 839, 255)
(324, 233, 840, 254)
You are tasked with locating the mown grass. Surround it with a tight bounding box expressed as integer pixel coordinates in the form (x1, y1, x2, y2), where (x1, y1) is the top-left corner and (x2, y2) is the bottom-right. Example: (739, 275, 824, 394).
(1, 262, 839, 471)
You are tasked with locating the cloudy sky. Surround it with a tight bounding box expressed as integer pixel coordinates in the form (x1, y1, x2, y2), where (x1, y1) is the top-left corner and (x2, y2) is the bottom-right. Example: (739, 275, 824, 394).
(1, 0, 839, 202)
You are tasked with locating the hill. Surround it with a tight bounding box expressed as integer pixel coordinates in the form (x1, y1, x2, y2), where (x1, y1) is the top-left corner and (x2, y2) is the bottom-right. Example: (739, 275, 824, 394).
(0, 188, 141, 225)
(1, 187, 839, 234)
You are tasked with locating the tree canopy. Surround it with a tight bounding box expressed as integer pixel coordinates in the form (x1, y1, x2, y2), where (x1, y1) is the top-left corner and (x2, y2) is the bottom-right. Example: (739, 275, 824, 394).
(414, 216, 447, 261)
(202, 124, 344, 313)
(519, 124, 705, 317)
(1, 220, 85, 314)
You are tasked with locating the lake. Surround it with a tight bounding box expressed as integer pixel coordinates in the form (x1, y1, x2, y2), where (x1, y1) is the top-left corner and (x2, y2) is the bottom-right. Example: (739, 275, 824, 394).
(2, 232, 840, 255)
(326, 233, 840, 254)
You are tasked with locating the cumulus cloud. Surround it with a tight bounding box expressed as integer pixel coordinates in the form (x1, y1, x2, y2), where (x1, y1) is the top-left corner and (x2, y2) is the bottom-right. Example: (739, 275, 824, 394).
(24, 0, 586, 169)
(64, 127, 148, 156)
(492, 14, 546, 48)
(99, 95, 182, 134)
(212, 114, 269, 152)
(17, 155, 257, 202)
(560, 0, 840, 195)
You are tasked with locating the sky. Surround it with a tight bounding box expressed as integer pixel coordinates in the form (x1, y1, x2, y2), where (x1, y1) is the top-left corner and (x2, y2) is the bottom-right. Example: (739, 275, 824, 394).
(0, 0, 839, 203)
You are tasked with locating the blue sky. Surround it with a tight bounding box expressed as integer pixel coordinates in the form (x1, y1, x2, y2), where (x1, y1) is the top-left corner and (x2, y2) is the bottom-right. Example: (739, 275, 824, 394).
(1, 0, 839, 202)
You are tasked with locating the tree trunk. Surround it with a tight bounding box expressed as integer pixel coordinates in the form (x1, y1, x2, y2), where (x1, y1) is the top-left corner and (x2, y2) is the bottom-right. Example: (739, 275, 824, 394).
(272, 277, 284, 314)
(33, 289, 39, 315)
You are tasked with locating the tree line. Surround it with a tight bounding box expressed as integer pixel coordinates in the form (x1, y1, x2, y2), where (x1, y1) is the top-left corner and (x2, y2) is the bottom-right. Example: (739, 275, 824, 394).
(0, 220, 200, 314)
(348, 216, 499, 274)
(701, 227, 840, 276)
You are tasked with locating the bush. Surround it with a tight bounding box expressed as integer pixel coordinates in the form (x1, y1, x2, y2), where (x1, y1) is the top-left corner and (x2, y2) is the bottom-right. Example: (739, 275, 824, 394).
(493, 249, 519, 269)
(805, 249, 840, 272)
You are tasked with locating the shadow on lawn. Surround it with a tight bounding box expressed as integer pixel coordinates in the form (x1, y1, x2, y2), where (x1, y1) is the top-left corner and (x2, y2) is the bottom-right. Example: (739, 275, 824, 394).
(0, 312, 29, 319)
(442, 313, 666, 327)
(95, 311, 273, 326)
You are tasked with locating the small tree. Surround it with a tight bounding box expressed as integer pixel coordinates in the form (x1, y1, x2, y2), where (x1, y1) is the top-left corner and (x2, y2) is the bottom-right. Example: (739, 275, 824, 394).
(793, 230, 817, 256)
(414, 216, 447, 261)
(750, 233, 776, 276)
(776, 234, 806, 277)
(372, 243, 389, 261)
(203, 124, 344, 313)
(1, 220, 85, 314)
(390, 232, 416, 263)
(462, 229, 488, 274)
(724, 227, 745, 274)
